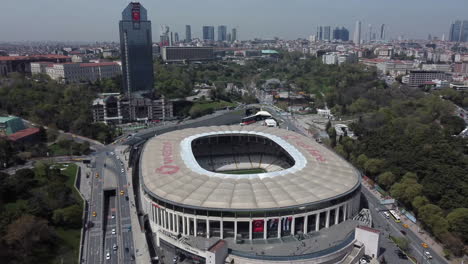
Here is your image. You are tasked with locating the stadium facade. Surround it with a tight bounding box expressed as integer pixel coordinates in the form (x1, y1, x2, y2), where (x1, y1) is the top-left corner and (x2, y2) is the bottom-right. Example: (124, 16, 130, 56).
(139, 126, 363, 263)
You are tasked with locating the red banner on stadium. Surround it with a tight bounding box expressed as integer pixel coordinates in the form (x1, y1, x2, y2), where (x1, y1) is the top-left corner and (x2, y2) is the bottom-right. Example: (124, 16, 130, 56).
(253, 220, 264, 232)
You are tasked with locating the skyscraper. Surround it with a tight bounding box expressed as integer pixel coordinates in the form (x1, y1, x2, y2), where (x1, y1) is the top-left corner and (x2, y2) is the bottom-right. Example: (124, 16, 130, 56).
(332, 27, 349, 41)
(119, 2, 154, 95)
(380, 24, 385, 40)
(231, 28, 237, 41)
(203, 26, 215, 41)
(185, 25, 191, 42)
(218, 25, 227, 41)
(353, 20, 361, 45)
(324, 26, 331, 41)
(316, 26, 323, 41)
(449, 20, 468, 42)
(368, 24, 373, 42)
(174, 32, 179, 43)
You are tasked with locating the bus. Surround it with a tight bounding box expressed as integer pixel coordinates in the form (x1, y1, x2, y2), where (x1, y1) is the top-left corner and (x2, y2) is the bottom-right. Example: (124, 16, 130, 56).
(241, 111, 272, 125)
(389, 209, 401, 222)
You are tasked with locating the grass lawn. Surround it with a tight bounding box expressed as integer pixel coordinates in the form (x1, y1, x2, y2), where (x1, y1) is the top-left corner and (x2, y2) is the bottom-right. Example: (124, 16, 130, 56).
(192, 100, 236, 111)
(220, 168, 267, 174)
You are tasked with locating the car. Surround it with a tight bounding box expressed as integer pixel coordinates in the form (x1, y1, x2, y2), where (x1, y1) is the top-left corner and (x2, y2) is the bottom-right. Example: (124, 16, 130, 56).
(111, 214, 115, 219)
(400, 230, 407, 235)
(421, 242, 429, 248)
(125, 196, 129, 201)
(117, 156, 120, 160)
(383, 211, 390, 219)
(120, 190, 125, 196)
(92, 211, 97, 217)
(95, 173, 99, 178)
(112, 228, 116, 235)
(424, 251, 433, 259)
(360, 258, 367, 264)
(121, 168, 124, 173)
(113, 244, 118, 250)
(106, 252, 111, 260)
(110, 152, 114, 155)
(173, 256, 178, 263)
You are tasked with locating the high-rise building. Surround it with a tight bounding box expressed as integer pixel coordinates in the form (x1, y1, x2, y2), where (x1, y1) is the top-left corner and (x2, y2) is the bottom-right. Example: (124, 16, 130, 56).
(380, 24, 385, 40)
(332, 27, 349, 41)
(218, 25, 227, 41)
(119, 2, 154, 95)
(231, 28, 237, 41)
(227, 33, 232, 42)
(185, 25, 192, 42)
(316, 26, 323, 41)
(174, 32, 179, 43)
(353, 21, 361, 45)
(449, 20, 468, 42)
(324, 26, 331, 41)
(368, 24, 373, 42)
(159, 25, 170, 46)
(203, 26, 215, 41)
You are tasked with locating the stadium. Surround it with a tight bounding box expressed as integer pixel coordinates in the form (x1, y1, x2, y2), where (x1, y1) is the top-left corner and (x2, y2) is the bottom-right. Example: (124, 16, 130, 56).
(139, 125, 362, 263)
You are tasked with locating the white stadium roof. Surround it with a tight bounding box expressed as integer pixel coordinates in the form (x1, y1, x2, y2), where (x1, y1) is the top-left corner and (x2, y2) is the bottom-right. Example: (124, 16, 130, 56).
(140, 125, 360, 210)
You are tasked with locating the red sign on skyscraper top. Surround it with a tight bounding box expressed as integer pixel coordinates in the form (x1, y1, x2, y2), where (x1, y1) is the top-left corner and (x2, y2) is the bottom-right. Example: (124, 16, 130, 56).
(132, 11, 140, 21)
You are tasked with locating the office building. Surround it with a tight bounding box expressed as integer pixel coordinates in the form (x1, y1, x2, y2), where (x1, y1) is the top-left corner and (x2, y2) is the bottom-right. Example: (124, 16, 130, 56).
(409, 70, 451, 87)
(449, 20, 468, 42)
(119, 2, 154, 95)
(31, 61, 121, 83)
(162, 47, 214, 63)
(368, 24, 373, 42)
(174, 32, 179, 43)
(324, 26, 331, 41)
(218, 25, 227, 41)
(203, 26, 215, 41)
(185, 25, 192, 42)
(231, 28, 237, 41)
(332, 27, 349, 41)
(380, 24, 385, 40)
(353, 21, 362, 45)
(227, 33, 232, 42)
(316, 26, 323, 41)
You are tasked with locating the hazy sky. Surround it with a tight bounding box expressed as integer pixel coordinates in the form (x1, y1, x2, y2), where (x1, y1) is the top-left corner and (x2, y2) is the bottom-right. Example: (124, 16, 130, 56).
(1, 0, 467, 42)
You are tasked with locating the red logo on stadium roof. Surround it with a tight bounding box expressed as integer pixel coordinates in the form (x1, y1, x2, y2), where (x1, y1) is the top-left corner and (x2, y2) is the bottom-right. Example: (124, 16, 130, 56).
(156, 165, 179, 175)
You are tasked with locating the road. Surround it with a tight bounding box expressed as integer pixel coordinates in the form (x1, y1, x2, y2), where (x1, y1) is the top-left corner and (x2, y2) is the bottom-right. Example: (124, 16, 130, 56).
(362, 185, 445, 264)
(83, 146, 136, 264)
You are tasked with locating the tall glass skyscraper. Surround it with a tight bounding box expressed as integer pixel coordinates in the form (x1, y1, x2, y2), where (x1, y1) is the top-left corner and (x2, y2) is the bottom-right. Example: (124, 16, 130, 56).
(449, 20, 468, 42)
(218, 25, 227, 41)
(185, 25, 192, 42)
(119, 2, 154, 95)
(203, 26, 215, 41)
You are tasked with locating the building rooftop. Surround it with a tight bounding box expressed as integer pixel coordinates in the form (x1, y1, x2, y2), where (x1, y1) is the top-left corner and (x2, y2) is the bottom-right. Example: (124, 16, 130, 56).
(7, 127, 40, 141)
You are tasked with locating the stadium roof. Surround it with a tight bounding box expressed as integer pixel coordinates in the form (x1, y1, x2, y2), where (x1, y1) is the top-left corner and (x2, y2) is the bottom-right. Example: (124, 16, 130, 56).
(141, 125, 360, 210)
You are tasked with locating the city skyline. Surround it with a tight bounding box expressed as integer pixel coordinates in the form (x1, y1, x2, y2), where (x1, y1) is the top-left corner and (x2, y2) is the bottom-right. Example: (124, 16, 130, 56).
(1, 0, 468, 42)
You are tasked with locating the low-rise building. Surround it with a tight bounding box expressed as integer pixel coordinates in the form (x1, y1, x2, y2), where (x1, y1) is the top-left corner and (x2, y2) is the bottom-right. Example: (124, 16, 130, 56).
(92, 94, 173, 124)
(409, 70, 451, 87)
(31, 61, 121, 83)
(0, 116, 26, 136)
(0, 54, 70, 77)
(421, 63, 451, 72)
(162, 46, 214, 63)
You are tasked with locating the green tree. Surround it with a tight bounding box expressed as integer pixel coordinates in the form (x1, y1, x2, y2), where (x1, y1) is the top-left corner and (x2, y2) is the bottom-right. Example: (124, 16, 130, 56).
(412, 196, 429, 213)
(364, 158, 385, 176)
(377, 171, 396, 189)
(446, 208, 468, 242)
